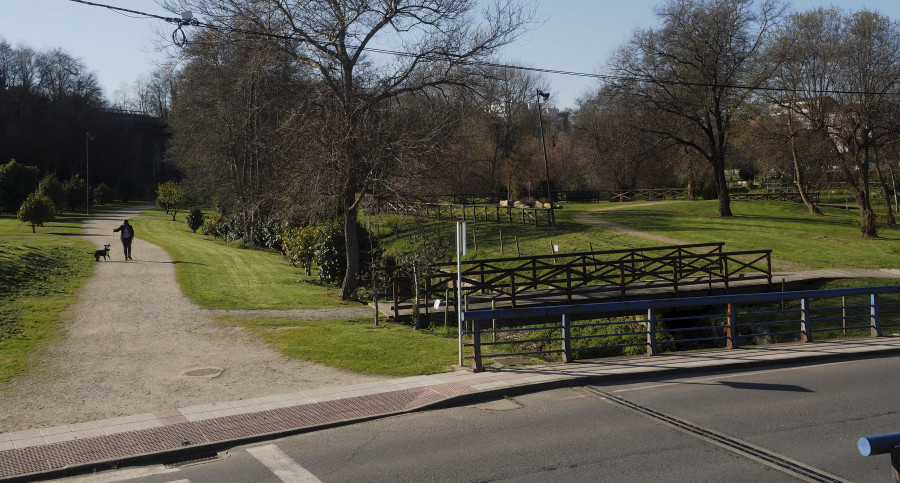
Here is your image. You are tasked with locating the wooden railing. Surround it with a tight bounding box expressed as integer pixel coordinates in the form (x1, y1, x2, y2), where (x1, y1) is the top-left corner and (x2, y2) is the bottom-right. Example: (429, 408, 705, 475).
(609, 189, 686, 202)
(374, 243, 772, 319)
(388, 202, 554, 226)
(731, 192, 820, 203)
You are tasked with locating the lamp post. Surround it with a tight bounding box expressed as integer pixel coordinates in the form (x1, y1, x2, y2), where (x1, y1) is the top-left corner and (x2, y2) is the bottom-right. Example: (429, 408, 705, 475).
(536, 89, 554, 227)
(85, 132, 94, 215)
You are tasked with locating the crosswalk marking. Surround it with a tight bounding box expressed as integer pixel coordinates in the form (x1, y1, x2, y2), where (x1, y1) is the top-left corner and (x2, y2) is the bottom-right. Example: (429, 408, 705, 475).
(247, 444, 323, 483)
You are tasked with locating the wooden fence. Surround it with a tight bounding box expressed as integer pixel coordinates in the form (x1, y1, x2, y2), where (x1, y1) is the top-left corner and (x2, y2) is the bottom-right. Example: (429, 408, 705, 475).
(731, 192, 820, 203)
(609, 189, 686, 202)
(391, 202, 554, 226)
(374, 242, 772, 319)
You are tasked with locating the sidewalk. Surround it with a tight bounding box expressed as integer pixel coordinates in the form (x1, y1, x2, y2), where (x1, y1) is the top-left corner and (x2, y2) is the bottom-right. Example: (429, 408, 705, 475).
(3, 337, 900, 481)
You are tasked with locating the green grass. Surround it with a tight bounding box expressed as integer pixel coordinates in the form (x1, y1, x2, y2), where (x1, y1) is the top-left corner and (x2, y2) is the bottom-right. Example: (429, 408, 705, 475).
(134, 208, 349, 309)
(0, 237, 94, 383)
(371, 202, 658, 264)
(593, 200, 900, 269)
(239, 317, 458, 375)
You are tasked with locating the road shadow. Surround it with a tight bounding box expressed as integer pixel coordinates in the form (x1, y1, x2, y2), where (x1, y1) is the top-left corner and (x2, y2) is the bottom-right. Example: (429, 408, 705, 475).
(717, 380, 813, 393)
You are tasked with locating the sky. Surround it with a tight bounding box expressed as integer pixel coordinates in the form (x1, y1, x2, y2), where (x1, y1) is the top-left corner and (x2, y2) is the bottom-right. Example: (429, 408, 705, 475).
(3, 0, 900, 110)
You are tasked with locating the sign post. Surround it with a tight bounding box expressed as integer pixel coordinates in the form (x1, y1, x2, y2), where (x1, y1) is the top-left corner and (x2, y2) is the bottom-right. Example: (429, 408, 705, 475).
(456, 221, 466, 366)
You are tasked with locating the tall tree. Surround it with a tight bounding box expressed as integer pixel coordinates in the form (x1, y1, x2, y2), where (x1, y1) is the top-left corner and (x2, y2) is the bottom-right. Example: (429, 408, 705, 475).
(769, 8, 900, 236)
(161, 0, 534, 299)
(611, 0, 785, 216)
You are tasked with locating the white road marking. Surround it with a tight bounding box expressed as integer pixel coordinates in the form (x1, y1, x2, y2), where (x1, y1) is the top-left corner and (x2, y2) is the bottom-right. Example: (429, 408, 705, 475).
(57, 466, 180, 482)
(611, 361, 847, 393)
(247, 444, 323, 483)
(165, 480, 191, 483)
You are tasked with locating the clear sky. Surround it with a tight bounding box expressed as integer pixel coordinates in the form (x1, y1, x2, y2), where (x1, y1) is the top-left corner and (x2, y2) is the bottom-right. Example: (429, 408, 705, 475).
(3, 0, 900, 110)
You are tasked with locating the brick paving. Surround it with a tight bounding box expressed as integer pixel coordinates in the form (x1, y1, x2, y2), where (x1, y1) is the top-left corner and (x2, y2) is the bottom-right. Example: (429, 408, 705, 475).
(3, 337, 900, 480)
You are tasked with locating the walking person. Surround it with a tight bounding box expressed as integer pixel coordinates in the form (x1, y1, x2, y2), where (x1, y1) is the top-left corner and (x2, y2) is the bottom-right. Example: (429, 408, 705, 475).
(113, 219, 135, 260)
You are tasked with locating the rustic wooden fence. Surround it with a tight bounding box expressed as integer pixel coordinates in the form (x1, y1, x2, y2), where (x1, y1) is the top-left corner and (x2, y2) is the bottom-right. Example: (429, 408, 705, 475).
(390, 202, 554, 226)
(374, 242, 772, 320)
(731, 192, 820, 203)
(609, 189, 686, 202)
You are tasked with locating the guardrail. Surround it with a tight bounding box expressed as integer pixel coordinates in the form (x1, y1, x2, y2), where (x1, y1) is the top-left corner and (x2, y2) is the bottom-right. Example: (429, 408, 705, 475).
(460, 285, 900, 371)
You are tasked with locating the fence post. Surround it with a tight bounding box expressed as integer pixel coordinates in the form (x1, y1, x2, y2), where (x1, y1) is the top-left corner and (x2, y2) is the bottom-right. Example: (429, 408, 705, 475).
(800, 298, 812, 342)
(647, 308, 657, 355)
(472, 319, 484, 372)
(509, 272, 517, 308)
(726, 303, 739, 349)
(562, 313, 573, 362)
(871, 293, 883, 337)
(392, 277, 399, 320)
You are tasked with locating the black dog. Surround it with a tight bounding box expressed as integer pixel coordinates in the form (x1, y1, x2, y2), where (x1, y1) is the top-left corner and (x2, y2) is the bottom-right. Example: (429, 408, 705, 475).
(93, 244, 111, 261)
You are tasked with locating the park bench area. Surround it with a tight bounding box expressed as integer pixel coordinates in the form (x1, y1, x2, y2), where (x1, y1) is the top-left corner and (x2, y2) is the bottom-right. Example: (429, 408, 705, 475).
(373, 242, 773, 320)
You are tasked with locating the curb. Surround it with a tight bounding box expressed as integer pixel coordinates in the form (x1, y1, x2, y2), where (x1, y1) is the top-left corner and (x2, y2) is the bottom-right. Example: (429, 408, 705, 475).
(7, 343, 900, 482)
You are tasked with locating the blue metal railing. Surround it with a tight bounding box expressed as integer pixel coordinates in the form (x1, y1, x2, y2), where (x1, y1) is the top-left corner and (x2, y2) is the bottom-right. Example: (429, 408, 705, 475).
(461, 285, 900, 371)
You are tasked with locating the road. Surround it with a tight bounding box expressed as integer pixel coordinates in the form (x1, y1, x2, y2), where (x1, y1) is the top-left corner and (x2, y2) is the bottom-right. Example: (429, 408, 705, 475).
(64, 354, 900, 482)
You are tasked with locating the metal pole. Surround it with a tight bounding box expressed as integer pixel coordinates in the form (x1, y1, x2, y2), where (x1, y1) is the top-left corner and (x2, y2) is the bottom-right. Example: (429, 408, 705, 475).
(536, 90, 554, 227)
(85, 132, 90, 215)
(456, 222, 466, 366)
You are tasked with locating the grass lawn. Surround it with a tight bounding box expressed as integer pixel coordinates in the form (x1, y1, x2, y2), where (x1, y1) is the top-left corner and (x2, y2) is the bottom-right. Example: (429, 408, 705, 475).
(0, 205, 122, 383)
(592, 200, 900, 270)
(238, 317, 458, 375)
(372, 202, 658, 263)
(133, 208, 350, 309)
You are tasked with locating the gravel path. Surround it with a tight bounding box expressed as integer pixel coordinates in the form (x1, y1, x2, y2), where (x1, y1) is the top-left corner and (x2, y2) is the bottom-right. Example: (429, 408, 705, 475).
(0, 206, 386, 433)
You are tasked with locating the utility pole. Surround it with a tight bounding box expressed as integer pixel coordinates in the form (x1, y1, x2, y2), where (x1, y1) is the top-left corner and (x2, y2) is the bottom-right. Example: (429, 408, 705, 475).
(536, 89, 554, 227)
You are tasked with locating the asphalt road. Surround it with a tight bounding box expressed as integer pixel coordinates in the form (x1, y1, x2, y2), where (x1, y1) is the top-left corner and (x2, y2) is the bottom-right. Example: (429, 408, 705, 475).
(67, 354, 900, 482)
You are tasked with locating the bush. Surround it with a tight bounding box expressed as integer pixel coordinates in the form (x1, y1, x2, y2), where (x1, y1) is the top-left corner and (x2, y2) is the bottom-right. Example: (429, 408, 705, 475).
(186, 208, 204, 233)
(0, 159, 41, 213)
(63, 175, 86, 211)
(92, 182, 115, 205)
(17, 192, 55, 233)
(201, 212, 229, 239)
(37, 174, 65, 214)
(314, 220, 379, 287)
(282, 225, 321, 275)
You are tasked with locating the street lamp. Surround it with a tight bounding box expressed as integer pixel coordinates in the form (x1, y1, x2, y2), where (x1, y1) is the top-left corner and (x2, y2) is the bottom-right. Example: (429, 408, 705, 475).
(536, 89, 554, 227)
(85, 132, 94, 215)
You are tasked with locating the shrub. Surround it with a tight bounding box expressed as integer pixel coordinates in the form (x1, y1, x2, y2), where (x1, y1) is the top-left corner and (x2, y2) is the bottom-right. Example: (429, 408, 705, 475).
(0, 159, 41, 213)
(37, 174, 65, 213)
(92, 182, 115, 205)
(186, 208, 204, 233)
(17, 192, 55, 233)
(201, 212, 229, 239)
(314, 220, 379, 287)
(63, 175, 86, 211)
(282, 225, 321, 275)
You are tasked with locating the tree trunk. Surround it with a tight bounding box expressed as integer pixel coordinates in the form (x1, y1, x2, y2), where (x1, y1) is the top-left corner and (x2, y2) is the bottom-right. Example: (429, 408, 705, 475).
(340, 188, 360, 300)
(875, 160, 895, 225)
(787, 122, 821, 215)
(713, 161, 733, 217)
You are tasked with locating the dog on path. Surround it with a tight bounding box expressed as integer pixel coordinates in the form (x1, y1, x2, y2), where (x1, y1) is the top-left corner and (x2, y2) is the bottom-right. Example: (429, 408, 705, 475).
(93, 244, 111, 261)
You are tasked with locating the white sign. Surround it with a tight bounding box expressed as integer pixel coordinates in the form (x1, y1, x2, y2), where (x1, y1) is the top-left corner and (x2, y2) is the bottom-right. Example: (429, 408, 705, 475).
(553, 245, 559, 252)
(434, 299, 442, 309)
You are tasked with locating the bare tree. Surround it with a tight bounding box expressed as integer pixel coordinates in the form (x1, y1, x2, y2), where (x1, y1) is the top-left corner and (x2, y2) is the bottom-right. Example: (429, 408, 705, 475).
(771, 8, 900, 236)
(160, 0, 534, 299)
(611, 0, 785, 216)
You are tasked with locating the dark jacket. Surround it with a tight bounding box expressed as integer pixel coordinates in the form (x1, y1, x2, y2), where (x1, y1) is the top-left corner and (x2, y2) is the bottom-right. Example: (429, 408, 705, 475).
(114, 222, 135, 239)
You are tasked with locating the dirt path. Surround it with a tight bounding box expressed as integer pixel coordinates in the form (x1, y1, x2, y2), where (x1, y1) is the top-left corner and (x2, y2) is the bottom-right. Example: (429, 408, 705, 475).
(0, 206, 385, 433)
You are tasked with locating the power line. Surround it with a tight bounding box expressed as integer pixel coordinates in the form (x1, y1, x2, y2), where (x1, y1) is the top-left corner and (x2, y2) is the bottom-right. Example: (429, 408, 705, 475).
(67, 0, 897, 98)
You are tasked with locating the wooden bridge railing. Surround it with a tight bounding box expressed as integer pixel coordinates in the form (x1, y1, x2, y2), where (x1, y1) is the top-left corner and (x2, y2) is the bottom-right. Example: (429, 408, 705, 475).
(374, 243, 773, 319)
